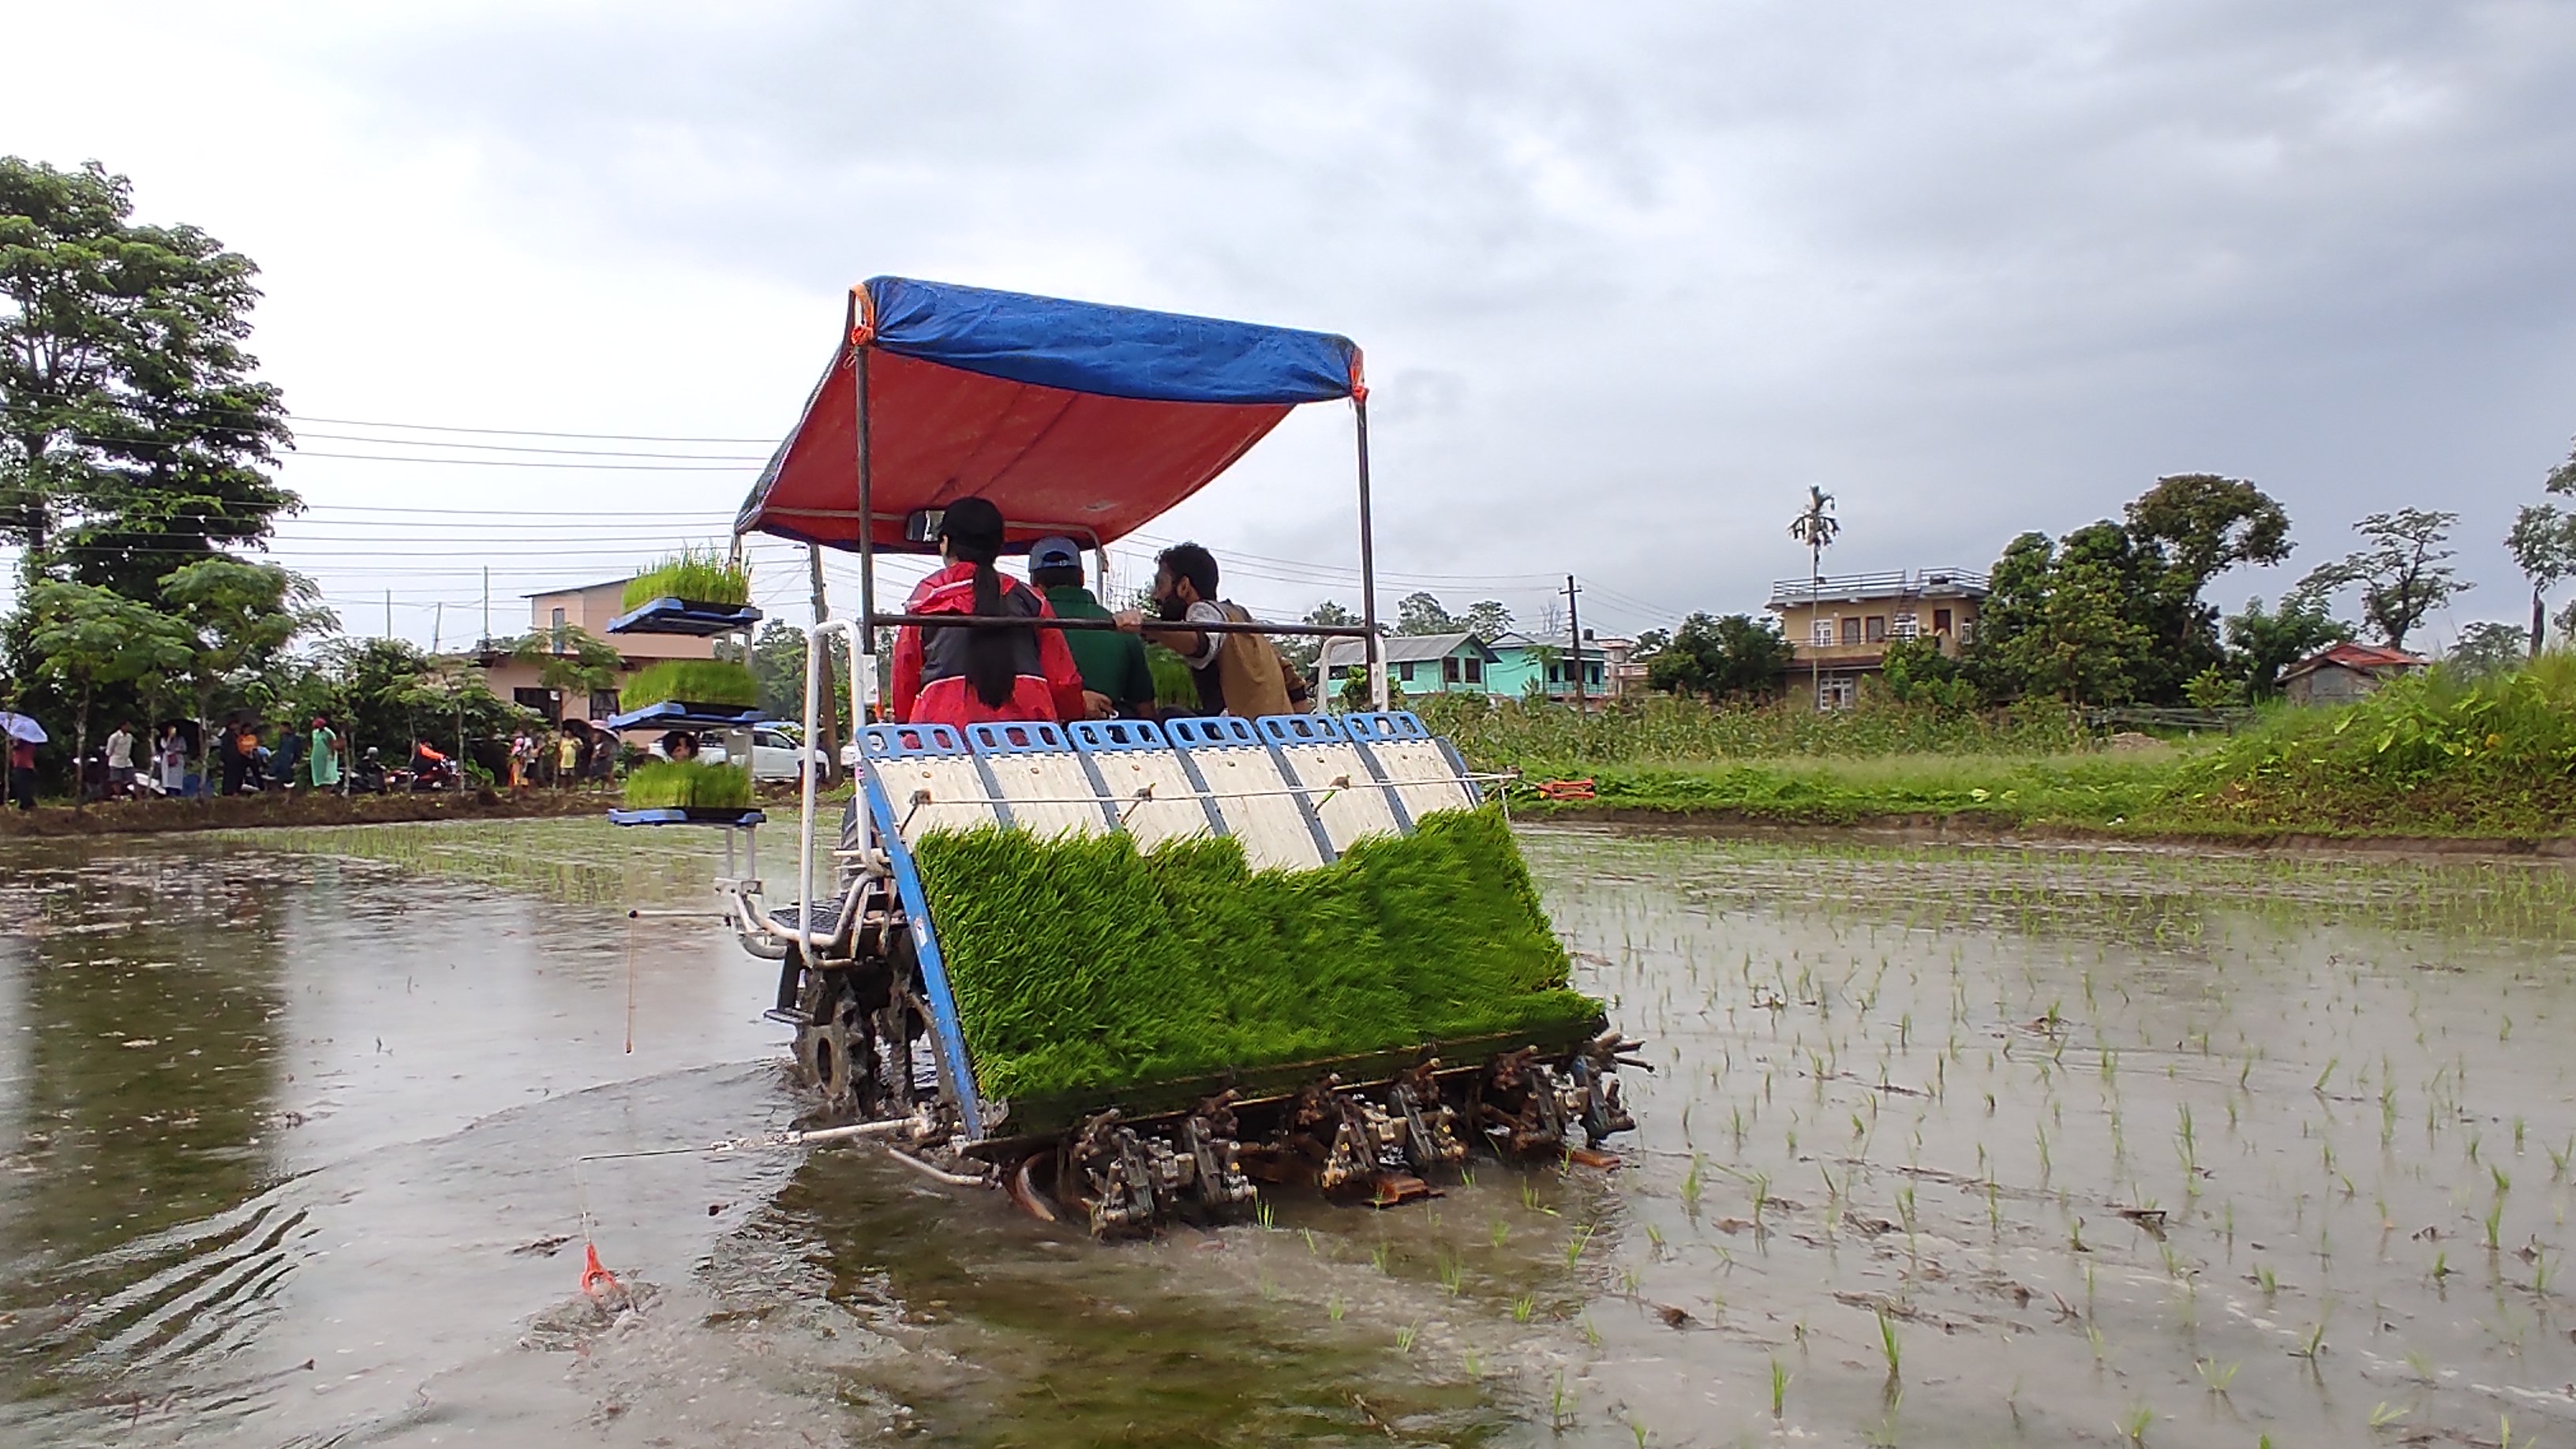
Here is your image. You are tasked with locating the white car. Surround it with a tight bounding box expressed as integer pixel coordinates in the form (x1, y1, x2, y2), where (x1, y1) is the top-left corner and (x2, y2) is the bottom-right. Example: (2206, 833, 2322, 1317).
(652, 724, 829, 782)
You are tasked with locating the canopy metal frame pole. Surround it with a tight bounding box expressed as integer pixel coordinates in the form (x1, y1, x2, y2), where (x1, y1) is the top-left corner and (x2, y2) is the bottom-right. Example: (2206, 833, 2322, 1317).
(1355, 395, 1385, 710)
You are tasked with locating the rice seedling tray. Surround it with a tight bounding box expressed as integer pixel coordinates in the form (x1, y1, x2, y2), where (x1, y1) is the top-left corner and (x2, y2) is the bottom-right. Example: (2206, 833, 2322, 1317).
(606, 597, 764, 637)
(608, 807, 767, 827)
(603, 699, 766, 731)
(968, 1019, 1608, 1150)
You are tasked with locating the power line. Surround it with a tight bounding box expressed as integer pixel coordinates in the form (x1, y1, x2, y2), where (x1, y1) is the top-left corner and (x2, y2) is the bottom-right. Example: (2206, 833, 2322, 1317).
(292, 431, 769, 462)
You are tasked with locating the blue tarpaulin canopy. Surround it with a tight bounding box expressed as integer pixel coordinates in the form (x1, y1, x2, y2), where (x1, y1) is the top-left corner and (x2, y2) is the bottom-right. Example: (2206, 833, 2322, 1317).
(736, 278, 1364, 552)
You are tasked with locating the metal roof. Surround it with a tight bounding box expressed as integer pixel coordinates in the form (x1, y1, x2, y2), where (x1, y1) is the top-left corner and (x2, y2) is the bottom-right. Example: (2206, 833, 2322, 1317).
(1319, 631, 1497, 668)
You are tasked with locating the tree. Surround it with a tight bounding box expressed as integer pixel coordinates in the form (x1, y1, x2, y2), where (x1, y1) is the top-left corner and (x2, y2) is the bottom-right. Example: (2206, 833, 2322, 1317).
(748, 619, 849, 721)
(1, 159, 296, 595)
(1786, 485, 1839, 707)
(2504, 504, 2576, 657)
(2298, 509, 2467, 653)
(1645, 612, 1793, 699)
(1279, 599, 1357, 674)
(23, 581, 194, 806)
(2123, 474, 2293, 594)
(1394, 591, 1457, 636)
(159, 556, 335, 782)
(1965, 528, 2155, 703)
(2223, 589, 2350, 698)
(1878, 635, 1978, 712)
(1458, 600, 1512, 639)
(508, 623, 623, 715)
(2448, 621, 2530, 678)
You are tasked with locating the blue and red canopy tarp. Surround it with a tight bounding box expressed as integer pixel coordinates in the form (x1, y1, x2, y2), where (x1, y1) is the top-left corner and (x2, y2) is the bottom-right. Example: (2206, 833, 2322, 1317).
(735, 277, 1363, 553)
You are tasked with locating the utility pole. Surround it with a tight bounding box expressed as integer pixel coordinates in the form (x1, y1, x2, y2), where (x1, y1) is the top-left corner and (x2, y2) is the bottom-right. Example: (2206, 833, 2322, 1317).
(808, 543, 840, 781)
(384, 590, 394, 641)
(432, 601, 444, 653)
(481, 566, 492, 648)
(1562, 575, 1586, 712)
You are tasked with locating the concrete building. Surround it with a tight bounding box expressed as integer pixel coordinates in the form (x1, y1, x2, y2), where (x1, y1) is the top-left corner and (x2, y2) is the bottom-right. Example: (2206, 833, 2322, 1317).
(1765, 567, 1990, 708)
(1485, 631, 1634, 705)
(1318, 632, 1500, 698)
(474, 579, 723, 724)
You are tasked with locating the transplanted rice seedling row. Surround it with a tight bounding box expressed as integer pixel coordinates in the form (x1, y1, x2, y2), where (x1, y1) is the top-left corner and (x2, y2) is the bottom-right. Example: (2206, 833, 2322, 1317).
(910, 808, 1601, 1100)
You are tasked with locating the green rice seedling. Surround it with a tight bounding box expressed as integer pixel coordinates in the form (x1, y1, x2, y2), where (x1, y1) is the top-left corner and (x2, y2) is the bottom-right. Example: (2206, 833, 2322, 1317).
(618, 657, 759, 712)
(2484, 1200, 2505, 1251)
(1680, 1153, 1705, 1211)
(1394, 1322, 1418, 1353)
(1489, 1218, 1508, 1249)
(2195, 1359, 2238, 1393)
(623, 548, 751, 608)
(1327, 1293, 1346, 1321)
(1580, 1312, 1601, 1346)
(1438, 1253, 1465, 1296)
(1369, 1241, 1391, 1274)
(2291, 1320, 2325, 1358)
(2116, 1404, 2151, 1443)
(1565, 1223, 1596, 1267)
(622, 759, 753, 811)
(1302, 1227, 1317, 1256)
(1642, 1222, 1664, 1252)
(912, 810, 1601, 1099)
(1255, 1199, 1276, 1230)
(2368, 1402, 2407, 1428)
(1876, 1310, 1901, 1380)
(2432, 1249, 2451, 1281)
(1769, 1357, 1790, 1417)
(1511, 1293, 1536, 1323)
(2403, 1349, 2435, 1381)
(1552, 1372, 1576, 1428)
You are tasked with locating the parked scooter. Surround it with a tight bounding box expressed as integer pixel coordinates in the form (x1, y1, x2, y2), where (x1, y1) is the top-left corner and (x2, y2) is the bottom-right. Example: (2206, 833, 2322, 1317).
(349, 747, 388, 795)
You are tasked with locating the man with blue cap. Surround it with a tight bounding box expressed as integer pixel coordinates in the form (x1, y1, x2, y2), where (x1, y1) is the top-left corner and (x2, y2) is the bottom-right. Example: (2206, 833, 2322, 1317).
(1028, 535, 1156, 719)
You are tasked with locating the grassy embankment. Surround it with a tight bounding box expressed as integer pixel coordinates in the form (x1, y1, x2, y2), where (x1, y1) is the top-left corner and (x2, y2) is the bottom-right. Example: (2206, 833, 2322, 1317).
(1420, 658, 2576, 841)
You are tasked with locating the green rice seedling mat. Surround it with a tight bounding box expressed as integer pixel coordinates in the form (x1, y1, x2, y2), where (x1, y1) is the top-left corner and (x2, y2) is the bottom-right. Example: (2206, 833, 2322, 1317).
(908, 808, 1601, 1103)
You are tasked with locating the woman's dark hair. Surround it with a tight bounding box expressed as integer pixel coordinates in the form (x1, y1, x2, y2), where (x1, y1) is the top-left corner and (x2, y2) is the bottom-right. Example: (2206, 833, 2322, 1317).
(937, 496, 1017, 710)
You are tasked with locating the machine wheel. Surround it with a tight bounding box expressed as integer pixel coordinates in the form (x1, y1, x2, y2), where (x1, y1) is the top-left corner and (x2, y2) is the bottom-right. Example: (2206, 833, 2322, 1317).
(792, 968, 866, 1111)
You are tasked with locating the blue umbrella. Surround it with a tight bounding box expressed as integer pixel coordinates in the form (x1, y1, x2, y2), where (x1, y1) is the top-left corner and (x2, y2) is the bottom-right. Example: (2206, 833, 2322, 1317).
(0, 711, 47, 745)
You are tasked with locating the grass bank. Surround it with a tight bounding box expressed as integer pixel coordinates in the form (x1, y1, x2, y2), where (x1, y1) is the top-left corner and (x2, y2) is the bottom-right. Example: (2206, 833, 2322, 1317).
(1427, 671, 2576, 841)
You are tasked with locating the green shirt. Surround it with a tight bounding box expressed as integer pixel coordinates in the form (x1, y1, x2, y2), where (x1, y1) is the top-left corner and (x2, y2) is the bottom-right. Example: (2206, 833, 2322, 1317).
(1043, 585, 1156, 713)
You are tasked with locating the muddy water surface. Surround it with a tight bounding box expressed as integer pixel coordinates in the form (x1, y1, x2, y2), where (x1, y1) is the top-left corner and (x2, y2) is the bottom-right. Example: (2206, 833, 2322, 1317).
(4, 820, 2574, 1446)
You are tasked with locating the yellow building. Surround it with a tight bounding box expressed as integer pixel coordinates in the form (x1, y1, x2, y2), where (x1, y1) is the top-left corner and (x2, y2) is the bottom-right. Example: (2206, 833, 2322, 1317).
(1765, 567, 1989, 708)
(473, 579, 722, 724)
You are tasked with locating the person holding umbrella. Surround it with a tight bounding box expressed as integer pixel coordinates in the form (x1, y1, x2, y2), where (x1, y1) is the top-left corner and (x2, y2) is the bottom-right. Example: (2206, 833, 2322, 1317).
(0, 702, 44, 811)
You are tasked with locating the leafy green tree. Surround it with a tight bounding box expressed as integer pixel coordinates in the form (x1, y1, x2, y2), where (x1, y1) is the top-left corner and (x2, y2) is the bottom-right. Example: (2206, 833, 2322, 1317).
(1279, 599, 1357, 674)
(1, 158, 295, 594)
(2123, 474, 2293, 595)
(159, 556, 335, 781)
(1645, 612, 1793, 699)
(2182, 665, 2244, 709)
(2222, 589, 2350, 698)
(1458, 600, 1512, 640)
(1967, 528, 2155, 703)
(2298, 509, 2466, 653)
(24, 581, 194, 804)
(1394, 591, 1457, 636)
(747, 619, 850, 721)
(2447, 621, 2530, 678)
(1878, 636, 1979, 712)
(2506, 504, 2576, 657)
(508, 623, 623, 714)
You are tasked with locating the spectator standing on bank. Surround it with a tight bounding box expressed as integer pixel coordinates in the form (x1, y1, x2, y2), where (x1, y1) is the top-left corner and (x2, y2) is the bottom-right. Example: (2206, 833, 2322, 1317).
(104, 721, 137, 799)
(309, 715, 343, 793)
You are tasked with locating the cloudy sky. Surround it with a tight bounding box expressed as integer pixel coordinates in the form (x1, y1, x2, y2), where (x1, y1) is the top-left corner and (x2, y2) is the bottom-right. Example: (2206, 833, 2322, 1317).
(9, 1, 2575, 649)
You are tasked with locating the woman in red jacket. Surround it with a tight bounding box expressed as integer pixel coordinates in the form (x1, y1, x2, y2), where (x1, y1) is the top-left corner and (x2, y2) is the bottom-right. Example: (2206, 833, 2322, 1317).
(889, 497, 1090, 728)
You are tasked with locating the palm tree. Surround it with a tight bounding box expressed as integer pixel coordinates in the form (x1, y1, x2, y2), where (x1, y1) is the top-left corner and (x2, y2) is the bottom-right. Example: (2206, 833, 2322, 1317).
(1787, 486, 1840, 709)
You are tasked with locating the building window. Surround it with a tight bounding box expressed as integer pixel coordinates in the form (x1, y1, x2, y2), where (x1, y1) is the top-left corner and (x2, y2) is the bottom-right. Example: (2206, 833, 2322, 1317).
(1865, 616, 1887, 642)
(1817, 674, 1856, 711)
(1840, 617, 1862, 646)
(1327, 665, 1350, 680)
(1443, 657, 1462, 685)
(1810, 619, 1833, 647)
(1932, 608, 1953, 634)
(1398, 661, 1415, 683)
(590, 688, 621, 719)
(514, 687, 561, 722)
(550, 606, 567, 634)
(1464, 656, 1483, 683)
(1891, 613, 1919, 641)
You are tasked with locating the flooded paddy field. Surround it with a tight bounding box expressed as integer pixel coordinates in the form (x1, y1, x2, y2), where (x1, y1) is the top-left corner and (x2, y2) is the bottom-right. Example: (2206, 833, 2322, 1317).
(4, 819, 2574, 1446)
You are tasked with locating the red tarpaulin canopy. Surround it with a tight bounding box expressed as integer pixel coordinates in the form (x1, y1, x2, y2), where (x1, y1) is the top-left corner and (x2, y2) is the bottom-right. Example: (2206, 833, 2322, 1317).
(736, 278, 1363, 555)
